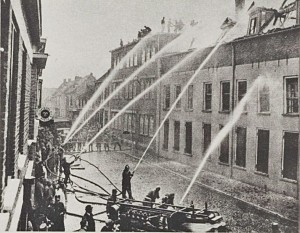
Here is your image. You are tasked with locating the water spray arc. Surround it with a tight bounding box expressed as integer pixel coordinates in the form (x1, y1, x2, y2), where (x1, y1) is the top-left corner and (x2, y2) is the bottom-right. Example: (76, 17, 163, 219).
(65, 25, 206, 144)
(179, 76, 265, 204)
(64, 33, 155, 144)
(133, 24, 238, 172)
(77, 23, 238, 159)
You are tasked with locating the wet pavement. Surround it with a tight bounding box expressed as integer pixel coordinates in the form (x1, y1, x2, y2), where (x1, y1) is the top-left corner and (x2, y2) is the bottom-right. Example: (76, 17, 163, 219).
(64, 149, 298, 232)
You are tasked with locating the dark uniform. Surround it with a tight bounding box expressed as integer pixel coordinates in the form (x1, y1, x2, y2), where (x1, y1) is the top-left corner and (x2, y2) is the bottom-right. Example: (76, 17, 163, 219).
(52, 195, 66, 231)
(61, 158, 75, 185)
(122, 165, 134, 199)
(82, 205, 95, 232)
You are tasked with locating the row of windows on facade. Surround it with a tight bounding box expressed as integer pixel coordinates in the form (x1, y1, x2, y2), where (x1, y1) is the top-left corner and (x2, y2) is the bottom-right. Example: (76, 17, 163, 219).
(163, 120, 298, 181)
(66, 96, 88, 108)
(110, 112, 155, 136)
(110, 78, 156, 100)
(113, 46, 157, 69)
(163, 85, 194, 110)
(163, 76, 298, 114)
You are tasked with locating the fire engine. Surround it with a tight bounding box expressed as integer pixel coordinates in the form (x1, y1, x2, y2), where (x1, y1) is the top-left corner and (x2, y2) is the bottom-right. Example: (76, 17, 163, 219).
(107, 197, 230, 232)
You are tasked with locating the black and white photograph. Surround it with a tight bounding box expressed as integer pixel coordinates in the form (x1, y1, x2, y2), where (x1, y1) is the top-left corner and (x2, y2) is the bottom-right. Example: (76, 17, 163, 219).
(0, 0, 299, 232)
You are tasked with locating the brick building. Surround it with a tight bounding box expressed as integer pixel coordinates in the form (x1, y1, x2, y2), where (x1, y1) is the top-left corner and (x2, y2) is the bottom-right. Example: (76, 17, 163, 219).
(0, 0, 48, 230)
(158, 0, 300, 198)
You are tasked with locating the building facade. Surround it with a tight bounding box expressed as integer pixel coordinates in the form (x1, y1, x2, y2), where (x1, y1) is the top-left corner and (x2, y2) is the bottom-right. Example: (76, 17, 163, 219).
(158, 2, 300, 198)
(0, 0, 48, 230)
(49, 73, 96, 122)
(105, 33, 179, 152)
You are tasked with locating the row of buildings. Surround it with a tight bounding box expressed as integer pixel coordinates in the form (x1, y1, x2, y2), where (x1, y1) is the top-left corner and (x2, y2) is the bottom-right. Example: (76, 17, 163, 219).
(46, 73, 96, 122)
(0, 0, 48, 230)
(51, 0, 300, 199)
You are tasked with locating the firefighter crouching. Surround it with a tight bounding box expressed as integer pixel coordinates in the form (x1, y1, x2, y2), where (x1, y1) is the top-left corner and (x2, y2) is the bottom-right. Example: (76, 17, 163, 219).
(143, 187, 160, 207)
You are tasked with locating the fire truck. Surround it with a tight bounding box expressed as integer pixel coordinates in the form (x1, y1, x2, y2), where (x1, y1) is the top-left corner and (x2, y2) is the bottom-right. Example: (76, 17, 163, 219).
(107, 197, 230, 232)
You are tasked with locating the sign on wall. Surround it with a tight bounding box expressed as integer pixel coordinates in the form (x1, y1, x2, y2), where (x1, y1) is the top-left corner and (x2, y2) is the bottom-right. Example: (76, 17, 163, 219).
(37, 107, 53, 122)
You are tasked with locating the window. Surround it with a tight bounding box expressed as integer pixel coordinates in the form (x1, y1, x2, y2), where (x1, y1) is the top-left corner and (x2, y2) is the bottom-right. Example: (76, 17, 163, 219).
(128, 114, 132, 132)
(142, 50, 146, 64)
(144, 115, 149, 136)
(133, 81, 137, 97)
(139, 115, 144, 135)
(104, 87, 109, 99)
(124, 114, 128, 131)
(104, 111, 108, 125)
(256, 129, 269, 174)
(174, 121, 180, 151)
(221, 81, 230, 111)
(132, 114, 136, 133)
(149, 79, 154, 99)
(144, 80, 150, 99)
(259, 83, 270, 112)
(203, 123, 211, 153)
(185, 122, 192, 154)
(175, 85, 181, 108)
(282, 132, 298, 180)
(187, 85, 193, 110)
(204, 83, 212, 111)
(133, 54, 138, 66)
(146, 48, 151, 61)
(149, 116, 155, 136)
(285, 77, 298, 114)
(163, 120, 169, 150)
(128, 82, 133, 99)
(249, 17, 257, 35)
(237, 81, 247, 102)
(151, 46, 156, 57)
(163, 85, 171, 109)
(219, 125, 229, 164)
(235, 127, 247, 168)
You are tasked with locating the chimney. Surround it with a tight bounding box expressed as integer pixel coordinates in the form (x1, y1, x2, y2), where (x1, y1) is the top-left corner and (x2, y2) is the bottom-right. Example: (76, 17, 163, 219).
(63, 79, 66, 83)
(235, 0, 245, 19)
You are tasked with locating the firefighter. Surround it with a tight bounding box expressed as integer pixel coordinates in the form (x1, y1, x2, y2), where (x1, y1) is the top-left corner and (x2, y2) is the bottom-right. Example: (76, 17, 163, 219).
(61, 157, 76, 185)
(162, 193, 175, 205)
(106, 189, 118, 220)
(161, 17, 166, 32)
(122, 165, 134, 199)
(82, 205, 95, 232)
(104, 132, 110, 151)
(52, 195, 66, 231)
(144, 187, 160, 207)
(112, 133, 122, 151)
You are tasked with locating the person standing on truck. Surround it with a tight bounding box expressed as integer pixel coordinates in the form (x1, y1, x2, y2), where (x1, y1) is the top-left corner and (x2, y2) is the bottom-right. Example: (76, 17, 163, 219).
(122, 165, 134, 199)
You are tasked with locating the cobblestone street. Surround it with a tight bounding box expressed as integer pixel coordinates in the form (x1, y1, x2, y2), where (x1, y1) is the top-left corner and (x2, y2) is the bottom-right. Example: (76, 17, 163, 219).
(64, 150, 298, 232)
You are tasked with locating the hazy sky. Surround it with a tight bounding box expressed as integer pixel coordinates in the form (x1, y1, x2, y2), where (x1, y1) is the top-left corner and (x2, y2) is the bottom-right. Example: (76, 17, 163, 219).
(41, 0, 238, 88)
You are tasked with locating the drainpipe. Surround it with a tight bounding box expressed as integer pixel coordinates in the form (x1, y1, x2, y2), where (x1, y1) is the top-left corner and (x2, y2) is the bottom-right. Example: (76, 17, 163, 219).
(230, 42, 236, 178)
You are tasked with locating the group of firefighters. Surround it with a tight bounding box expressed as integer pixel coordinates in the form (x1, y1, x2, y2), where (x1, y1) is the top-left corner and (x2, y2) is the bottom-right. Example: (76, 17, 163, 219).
(100, 164, 175, 231)
(36, 124, 171, 231)
(66, 130, 123, 153)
